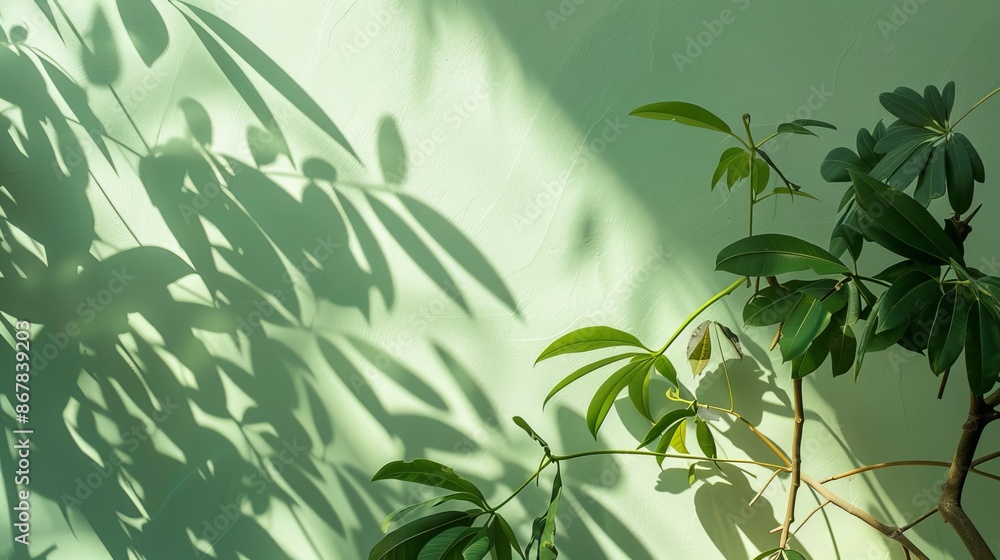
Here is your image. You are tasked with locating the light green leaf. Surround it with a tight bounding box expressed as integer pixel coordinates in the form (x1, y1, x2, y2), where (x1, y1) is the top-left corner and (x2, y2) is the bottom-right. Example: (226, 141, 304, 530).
(539, 471, 562, 560)
(687, 320, 713, 376)
(654, 355, 679, 388)
(628, 361, 655, 421)
(712, 147, 749, 189)
(670, 419, 689, 454)
(370, 511, 475, 560)
(655, 421, 685, 467)
(780, 295, 832, 362)
(850, 171, 963, 265)
(751, 158, 771, 195)
(877, 271, 941, 332)
(629, 101, 732, 134)
(536, 327, 647, 363)
(587, 358, 654, 437)
(638, 409, 695, 449)
(695, 417, 716, 459)
(372, 460, 486, 506)
(543, 352, 642, 406)
(717, 234, 850, 277)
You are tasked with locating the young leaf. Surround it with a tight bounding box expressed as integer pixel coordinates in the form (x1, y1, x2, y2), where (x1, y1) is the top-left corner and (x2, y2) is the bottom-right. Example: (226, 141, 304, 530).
(654, 355, 679, 388)
(877, 271, 941, 332)
(373, 460, 487, 506)
(116, 0, 168, 66)
(965, 302, 1000, 396)
(587, 358, 654, 437)
(670, 419, 689, 454)
(751, 158, 771, 195)
(629, 101, 733, 134)
(369, 511, 475, 560)
(849, 171, 963, 265)
(687, 321, 713, 376)
(512, 417, 550, 453)
(655, 421, 685, 467)
(638, 409, 695, 449)
(695, 417, 717, 459)
(712, 147, 749, 189)
(780, 295, 833, 362)
(716, 234, 850, 276)
(543, 352, 643, 406)
(536, 327, 647, 363)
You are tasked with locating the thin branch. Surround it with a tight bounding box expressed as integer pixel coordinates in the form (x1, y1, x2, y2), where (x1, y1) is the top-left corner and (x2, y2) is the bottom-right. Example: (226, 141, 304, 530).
(778, 379, 804, 548)
(821, 460, 1000, 484)
(550, 449, 787, 472)
(749, 468, 784, 508)
(900, 506, 938, 533)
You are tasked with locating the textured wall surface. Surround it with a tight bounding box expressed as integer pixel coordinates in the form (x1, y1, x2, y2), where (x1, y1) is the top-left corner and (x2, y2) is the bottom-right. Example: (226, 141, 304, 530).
(3, 0, 1000, 558)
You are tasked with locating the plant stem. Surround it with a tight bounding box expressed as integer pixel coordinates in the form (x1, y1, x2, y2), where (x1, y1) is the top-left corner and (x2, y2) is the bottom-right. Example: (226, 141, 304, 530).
(703, 405, 791, 466)
(801, 474, 929, 559)
(821, 459, 1000, 484)
(938, 394, 998, 559)
(899, 506, 938, 533)
(491, 458, 551, 512)
(779, 379, 804, 549)
(951, 85, 1000, 127)
(550, 449, 787, 471)
(655, 277, 746, 355)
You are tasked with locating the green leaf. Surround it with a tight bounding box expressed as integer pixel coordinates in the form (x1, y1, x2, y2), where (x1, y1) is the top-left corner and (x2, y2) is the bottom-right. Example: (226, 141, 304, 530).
(687, 320, 713, 376)
(942, 82, 956, 119)
(955, 133, 985, 183)
(791, 118, 836, 130)
(715, 322, 745, 359)
(695, 417, 716, 459)
(654, 421, 685, 467)
(670, 420, 689, 454)
(777, 122, 817, 137)
(629, 101, 732, 134)
(945, 135, 975, 214)
(965, 302, 1000, 396)
(827, 316, 857, 377)
(780, 295, 832, 362)
(179, 98, 212, 146)
(924, 85, 949, 126)
(687, 464, 698, 486)
(372, 460, 487, 506)
(512, 417, 550, 452)
(116, 0, 168, 66)
(536, 327, 647, 363)
(82, 8, 120, 85)
(821, 147, 867, 182)
(382, 493, 484, 533)
(880, 88, 936, 126)
(180, 2, 358, 159)
(539, 471, 562, 560)
(716, 234, 850, 277)
(542, 352, 642, 406)
(751, 158, 771, 195)
(654, 355, 679, 388)
(628, 361, 655, 421)
(712, 147, 749, 189)
(873, 125, 937, 155)
(877, 271, 941, 332)
(491, 515, 524, 560)
(752, 548, 782, 560)
(928, 288, 971, 375)
(461, 528, 491, 560)
(587, 358, 654, 437)
(854, 300, 882, 380)
(845, 282, 861, 326)
(784, 551, 808, 560)
(370, 511, 475, 560)
(856, 128, 881, 168)
(728, 153, 751, 189)
(850, 171, 963, 265)
(886, 141, 932, 190)
(418, 527, 476, 560)
(792, 334, 829, 379)
(638, 409, 695, 449)
(744, 285, 799, 327)
(915, 145, 947, 206)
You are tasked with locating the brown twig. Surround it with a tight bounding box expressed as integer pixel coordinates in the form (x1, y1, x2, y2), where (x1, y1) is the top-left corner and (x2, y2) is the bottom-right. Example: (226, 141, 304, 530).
(778, 379, 804, 548)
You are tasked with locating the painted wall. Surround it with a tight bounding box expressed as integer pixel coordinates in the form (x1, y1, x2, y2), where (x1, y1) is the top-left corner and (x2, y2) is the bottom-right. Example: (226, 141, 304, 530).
(2, 0, 1000, 558)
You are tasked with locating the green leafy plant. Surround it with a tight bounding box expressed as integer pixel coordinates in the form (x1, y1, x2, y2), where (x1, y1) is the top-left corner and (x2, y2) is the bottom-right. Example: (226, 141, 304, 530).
(372, 85, 1000, 559)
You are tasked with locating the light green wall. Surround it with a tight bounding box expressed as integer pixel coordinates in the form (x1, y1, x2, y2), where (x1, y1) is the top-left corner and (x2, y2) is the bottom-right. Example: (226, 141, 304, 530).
(3, 0, 1000, 558)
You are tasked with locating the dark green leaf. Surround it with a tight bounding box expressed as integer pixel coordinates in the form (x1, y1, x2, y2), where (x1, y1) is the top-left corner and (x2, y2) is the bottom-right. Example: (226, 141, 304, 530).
(915, 145, 946, 206)
(955, 133, 984, 183)
(886, 141, 932, 189)
(587, 358, 653, 437)
(179, 98, 212, 146)
(418, 527, 476, 560)
(461, 528, 491, 560)
(751, 158, 771, 195)
(752, 549, 782, 560)
(854, 300, 882, 380)
(777, 122, 817, 137)
(492, 515, 524, 560)
(542, 354, 641, 406)
(780, 295, 832, 362)
(880, 89, 935, 126)
(942, 82, 956, 120)
(716, 234, 850, 276)
(372, 460, 487, 505)
(790, 118, 836, 130)
(370, 511, 475, 560)
(180, 2, 358, 159)
(850, 171, 963, 265)
(629, 101, 732, 134)
(965, 302, 1000, 396)
(856, 128, 880, 168)
(945, 135, 974, 214)
(784, 551, 807, 560)
(695, 417, 716, 459)
(828, 316, 857, 377)
(877, 271, 941, 332)
(792, 332, 830, 379)
(536, 327, 647, 363)
(82, 8, 119, 85)
(638, 409, 695, 449)
(821, 147, 867, 182)
(538, 471, 562, 560)
(924, 85, 949, 126)
(116, 0, 168, 66)
(687, 320, 713, 376)
(928, 288, 971, 375)
(382, 493, 484, 533)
